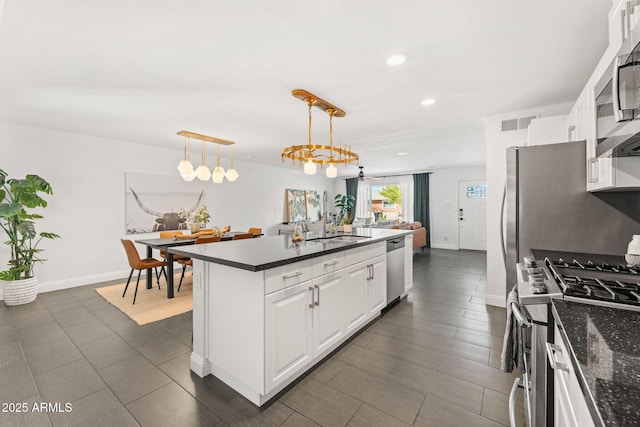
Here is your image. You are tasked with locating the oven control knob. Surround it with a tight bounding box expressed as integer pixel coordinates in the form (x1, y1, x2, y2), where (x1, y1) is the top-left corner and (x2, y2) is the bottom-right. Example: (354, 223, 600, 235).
(524, 256, 537, 268)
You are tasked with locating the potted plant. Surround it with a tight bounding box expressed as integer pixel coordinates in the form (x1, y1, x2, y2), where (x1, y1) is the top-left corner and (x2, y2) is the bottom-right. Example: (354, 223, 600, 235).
(0, 170, 59, 306)
(334, 194, 355, 232)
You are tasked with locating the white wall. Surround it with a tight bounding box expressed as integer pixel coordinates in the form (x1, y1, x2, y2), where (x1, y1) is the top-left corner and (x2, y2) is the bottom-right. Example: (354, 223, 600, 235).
(484, 102, 572, 307)
(0, 121, 336, 297)
(429, 167, 486, 250)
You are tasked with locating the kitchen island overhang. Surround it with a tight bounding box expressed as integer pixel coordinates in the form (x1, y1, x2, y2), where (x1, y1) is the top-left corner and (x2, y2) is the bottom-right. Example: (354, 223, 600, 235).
(169, 228, 413, 406)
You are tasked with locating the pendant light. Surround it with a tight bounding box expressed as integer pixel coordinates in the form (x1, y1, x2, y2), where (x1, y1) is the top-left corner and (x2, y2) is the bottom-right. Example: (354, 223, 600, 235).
(177, 131, 238, 182)
(195, 137, 211, 181)
(281, 89, 358, 174)
(225, 144, 239, 181)
(211, 142, 226, 183)
(177, 134, 196, 181)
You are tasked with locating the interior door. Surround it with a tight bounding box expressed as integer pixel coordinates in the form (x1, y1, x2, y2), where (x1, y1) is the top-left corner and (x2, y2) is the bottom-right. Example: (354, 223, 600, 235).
(458, 180, 487, 251)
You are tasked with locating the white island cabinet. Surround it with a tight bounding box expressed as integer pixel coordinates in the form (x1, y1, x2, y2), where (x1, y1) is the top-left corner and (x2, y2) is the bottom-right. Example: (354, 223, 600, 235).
(176, 234, 400, 406)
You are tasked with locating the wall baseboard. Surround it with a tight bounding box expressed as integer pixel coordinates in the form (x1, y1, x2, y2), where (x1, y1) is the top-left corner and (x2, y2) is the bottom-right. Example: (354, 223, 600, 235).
(0, 269, 130, 300)
(486, 293, 506, 308)
(430, 243, 459, 250)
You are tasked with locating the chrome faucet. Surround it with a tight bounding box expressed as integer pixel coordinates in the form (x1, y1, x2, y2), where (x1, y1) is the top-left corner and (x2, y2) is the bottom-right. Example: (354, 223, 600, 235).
(322, 190, 328, 238)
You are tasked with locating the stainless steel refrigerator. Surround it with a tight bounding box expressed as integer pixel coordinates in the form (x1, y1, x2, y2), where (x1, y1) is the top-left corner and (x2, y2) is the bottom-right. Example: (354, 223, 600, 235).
(502, 140, 640, 295)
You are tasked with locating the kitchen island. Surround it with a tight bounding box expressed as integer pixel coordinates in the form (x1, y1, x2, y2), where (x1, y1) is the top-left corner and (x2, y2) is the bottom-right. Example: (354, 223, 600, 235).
(551, 299, 640, 427)
(170, 228, 413, 405)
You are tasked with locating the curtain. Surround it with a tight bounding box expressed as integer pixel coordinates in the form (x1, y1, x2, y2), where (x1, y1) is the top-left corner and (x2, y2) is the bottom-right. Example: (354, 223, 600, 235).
(413, 173, 431, 247)
(355, 181, 370, 220)
(398, 175, 414, 223)
(345, 178, 358, 221)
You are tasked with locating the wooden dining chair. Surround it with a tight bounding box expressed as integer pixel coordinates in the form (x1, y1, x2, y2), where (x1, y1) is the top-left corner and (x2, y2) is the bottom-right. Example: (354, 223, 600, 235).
(176, 235, 222, 291)
(120, 239, 167, 304)
(232, 233, 254, 240)
(248, 227, 262, 236)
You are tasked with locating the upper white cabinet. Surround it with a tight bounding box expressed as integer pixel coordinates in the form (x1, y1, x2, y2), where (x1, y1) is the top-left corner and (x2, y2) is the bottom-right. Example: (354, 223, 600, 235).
(610, 0, 640, 53)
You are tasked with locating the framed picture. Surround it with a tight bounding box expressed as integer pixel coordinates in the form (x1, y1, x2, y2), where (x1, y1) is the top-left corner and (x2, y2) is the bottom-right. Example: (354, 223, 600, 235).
(305, 190, 321, 221)
(125, 172, 206, 234)
(286, 189, 306, 222)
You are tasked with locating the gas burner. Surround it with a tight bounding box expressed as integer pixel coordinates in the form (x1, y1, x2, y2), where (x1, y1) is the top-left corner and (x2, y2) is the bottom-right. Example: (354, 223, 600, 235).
(551, 258, 638, 275)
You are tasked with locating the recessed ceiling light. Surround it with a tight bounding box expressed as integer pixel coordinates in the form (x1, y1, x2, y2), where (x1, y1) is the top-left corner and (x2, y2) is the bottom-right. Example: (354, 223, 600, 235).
(398, 152, 409, 156)
(386, 54, 407, 66)
(421, 98, 437, 106)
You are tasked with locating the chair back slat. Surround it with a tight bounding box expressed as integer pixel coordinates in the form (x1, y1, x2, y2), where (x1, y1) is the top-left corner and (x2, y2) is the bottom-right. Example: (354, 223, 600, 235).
(195, 236, 221, 244)
(232, 233, 253, 240)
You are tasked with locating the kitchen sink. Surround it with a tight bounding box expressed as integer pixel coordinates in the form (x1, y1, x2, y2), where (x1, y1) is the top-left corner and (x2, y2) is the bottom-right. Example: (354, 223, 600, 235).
(307, 235, 371, 243)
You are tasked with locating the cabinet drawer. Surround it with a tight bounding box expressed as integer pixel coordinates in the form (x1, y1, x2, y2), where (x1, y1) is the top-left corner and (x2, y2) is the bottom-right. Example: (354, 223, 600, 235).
(265, 260, 314, 294)
(312, 252, 345, 277)
(369, 241, 386, 258)
(344, 246, 370, 267)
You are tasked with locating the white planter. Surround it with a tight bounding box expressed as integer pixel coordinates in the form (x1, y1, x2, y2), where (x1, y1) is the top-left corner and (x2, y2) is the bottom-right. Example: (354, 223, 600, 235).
(627, 235, 640, 255)
(2, 277, 39, 306)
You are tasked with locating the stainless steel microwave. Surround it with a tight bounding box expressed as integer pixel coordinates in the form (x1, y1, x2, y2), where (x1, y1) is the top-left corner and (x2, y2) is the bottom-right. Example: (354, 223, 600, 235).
(595, 24, 640, 157)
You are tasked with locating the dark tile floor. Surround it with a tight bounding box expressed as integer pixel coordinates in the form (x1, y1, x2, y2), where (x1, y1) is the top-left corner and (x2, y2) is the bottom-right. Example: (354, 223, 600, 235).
(0, 249, 525, 426)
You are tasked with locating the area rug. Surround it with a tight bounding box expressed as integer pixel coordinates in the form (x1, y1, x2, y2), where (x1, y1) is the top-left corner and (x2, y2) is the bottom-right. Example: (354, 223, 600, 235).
(95, 272, 193, 325)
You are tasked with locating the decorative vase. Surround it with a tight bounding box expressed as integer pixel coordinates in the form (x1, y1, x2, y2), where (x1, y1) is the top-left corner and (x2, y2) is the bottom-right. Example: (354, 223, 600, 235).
(343, 224, 352, 233)
(3, 276, 38, 306)
(626, 235, 640, 267)
(190, 223, 200, 233)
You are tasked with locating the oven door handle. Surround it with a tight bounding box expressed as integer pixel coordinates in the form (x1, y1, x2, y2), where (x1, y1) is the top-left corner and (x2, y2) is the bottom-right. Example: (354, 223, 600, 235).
(508, 377, 524, 427)
(510, 301, 532, 328)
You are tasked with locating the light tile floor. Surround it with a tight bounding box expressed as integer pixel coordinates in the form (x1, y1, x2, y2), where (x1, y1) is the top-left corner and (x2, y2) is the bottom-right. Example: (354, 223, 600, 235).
(0, 249, 525, 426)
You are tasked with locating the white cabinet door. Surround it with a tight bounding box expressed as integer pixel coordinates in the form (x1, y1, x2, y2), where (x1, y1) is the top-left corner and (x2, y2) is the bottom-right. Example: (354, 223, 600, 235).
(344, 262, 368, 333)
(265, 282, 313, 392)
(312, 272, 345, 356)
(367, 255, 387, 317)
(404, 235, 413, 292)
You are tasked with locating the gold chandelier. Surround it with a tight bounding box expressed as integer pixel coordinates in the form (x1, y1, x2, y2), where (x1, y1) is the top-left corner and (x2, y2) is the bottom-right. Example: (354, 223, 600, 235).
(281, 89, 358, 177)
(176, 130, 239, 183)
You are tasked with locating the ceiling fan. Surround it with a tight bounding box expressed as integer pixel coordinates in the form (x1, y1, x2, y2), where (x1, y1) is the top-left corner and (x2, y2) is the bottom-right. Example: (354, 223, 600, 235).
(357, 166, 380, 181)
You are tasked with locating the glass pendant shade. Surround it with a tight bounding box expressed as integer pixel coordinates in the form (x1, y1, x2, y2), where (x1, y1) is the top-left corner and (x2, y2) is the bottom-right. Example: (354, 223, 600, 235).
(195, 165, 211, 181)
(225, 168, 239, 181)
(304, 158, 317, 175)
(212, 166, 225, 183)
(177, 160, 194, 175)
(326, 163, 337, 178)
(180, 170, 197, 181)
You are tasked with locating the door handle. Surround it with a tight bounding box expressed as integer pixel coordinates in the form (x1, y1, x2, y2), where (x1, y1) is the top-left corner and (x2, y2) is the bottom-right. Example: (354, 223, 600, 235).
(314, 284, 320, 306)
(308, 286, 314, 309)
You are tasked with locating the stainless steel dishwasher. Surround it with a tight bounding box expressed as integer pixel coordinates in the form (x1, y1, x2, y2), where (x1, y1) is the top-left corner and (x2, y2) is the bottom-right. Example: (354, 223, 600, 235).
(385, 236, 405, 309)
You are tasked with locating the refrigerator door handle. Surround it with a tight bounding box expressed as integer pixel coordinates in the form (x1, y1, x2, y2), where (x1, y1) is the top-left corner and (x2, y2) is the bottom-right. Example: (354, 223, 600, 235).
(500, 184, 507, 267)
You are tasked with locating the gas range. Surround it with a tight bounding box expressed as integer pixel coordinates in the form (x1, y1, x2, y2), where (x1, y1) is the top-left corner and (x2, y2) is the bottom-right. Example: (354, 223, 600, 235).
(517, 250, 640, 311)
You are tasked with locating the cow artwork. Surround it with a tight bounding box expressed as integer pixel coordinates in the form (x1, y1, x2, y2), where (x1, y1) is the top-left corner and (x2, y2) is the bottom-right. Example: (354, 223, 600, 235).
(129, 187, 205, 232)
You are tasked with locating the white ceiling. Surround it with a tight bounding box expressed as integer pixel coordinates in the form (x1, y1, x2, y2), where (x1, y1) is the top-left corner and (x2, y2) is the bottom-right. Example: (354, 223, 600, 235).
(0, 0, 610, 177)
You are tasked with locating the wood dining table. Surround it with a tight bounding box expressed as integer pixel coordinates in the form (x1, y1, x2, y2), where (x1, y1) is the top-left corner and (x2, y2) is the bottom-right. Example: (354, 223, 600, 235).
(135, 231, 261, 298)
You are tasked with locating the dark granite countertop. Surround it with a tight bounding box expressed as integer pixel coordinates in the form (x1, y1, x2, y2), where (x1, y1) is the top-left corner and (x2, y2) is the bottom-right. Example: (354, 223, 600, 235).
(552, 298, 640, 427)
(168, 228, 413, 272)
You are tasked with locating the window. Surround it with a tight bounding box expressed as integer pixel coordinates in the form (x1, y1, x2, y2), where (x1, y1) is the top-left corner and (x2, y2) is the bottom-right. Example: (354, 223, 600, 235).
(370, 185, 402, 222)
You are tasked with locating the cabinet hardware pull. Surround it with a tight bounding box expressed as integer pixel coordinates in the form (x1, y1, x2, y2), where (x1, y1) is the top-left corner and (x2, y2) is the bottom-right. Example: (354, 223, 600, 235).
(308, 287, 314, 309)
(587, 158, 598, 184)
(545, 342, 569, 372)
(324, 260, 339, 267)
(283, 271, 303, 280)
(371, 264, 374, 280)
(366, 264, 372, 280)
(314, 284, 320, 306)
